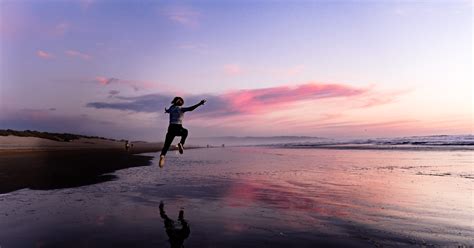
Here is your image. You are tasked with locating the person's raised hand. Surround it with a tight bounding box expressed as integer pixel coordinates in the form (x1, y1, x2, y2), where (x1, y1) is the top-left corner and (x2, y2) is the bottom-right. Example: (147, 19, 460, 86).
(200, 99, 207, 105)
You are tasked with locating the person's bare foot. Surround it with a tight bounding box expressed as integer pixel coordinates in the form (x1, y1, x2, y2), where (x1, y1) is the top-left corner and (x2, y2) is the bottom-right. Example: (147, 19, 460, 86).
(178, 143, 184, 154)
(159, 155, 165, 168)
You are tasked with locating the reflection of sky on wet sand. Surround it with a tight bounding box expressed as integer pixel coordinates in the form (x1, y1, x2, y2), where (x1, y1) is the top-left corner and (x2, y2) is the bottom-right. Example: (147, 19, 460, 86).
(214, 149, 473, 243)
(0, 148, 472, 247)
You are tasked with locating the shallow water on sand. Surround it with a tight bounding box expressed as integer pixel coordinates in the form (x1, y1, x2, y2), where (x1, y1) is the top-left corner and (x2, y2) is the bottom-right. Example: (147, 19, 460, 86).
(0, 147, 472, 247)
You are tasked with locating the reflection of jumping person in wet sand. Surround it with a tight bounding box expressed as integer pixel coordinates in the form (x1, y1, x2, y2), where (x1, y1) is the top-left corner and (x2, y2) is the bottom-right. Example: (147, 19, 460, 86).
(159, 97, 206, 167)
(159, 201, 190, 248)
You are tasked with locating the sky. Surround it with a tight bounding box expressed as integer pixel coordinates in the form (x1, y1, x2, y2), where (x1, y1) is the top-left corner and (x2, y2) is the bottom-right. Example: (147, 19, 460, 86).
(0, 0, 472, 141)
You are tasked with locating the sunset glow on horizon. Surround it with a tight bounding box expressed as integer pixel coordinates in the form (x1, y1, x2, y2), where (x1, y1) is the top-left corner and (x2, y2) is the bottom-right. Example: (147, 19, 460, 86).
(0, 0, 472, 141)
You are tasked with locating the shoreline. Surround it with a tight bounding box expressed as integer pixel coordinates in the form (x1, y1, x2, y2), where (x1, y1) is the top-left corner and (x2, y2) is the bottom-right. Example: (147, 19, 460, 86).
(259, 144, 474, 151)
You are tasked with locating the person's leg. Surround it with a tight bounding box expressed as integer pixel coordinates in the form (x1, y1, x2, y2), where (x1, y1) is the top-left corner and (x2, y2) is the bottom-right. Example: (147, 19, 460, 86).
(161, 126, 177, 156)
(178, 210, 191, 239)
(179, 127, 188, 145)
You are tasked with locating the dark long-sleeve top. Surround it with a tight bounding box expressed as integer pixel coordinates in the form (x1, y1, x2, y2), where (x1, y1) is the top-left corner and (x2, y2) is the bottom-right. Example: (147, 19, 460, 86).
(165, 103, 201, 124)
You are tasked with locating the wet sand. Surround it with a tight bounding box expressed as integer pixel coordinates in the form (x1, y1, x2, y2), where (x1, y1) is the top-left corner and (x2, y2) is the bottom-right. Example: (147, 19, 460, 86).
(0, 150, 154, 193)
(0, 147, 472, 247)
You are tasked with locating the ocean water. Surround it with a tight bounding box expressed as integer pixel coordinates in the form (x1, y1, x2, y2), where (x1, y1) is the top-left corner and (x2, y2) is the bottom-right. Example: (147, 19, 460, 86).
(273, 135, 474, 149)
(0, 147, 472, 247)
(191, 134, 474, 149)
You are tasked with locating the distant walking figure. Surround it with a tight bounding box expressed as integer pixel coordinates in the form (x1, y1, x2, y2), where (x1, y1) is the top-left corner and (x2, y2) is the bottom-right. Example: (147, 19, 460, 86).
(159, 201, 190, 248)
(159, 97, 206, 167)
(125, 140, 131, 152)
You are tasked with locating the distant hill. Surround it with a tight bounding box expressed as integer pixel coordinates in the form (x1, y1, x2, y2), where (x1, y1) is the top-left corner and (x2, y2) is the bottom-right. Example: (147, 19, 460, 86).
(0, 129, 123, 142)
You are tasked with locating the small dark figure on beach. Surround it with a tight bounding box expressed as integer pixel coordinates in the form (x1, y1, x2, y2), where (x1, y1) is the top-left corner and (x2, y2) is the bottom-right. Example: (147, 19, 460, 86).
(125, 140, 131, 151)
(159, 97, 206, 167)
(159, 201, 190, 248)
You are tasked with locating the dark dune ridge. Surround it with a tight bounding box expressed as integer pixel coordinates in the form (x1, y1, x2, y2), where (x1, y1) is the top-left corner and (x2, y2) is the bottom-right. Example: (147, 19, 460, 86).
(0, 151, 153, 194)
(0, 129, 122, 142)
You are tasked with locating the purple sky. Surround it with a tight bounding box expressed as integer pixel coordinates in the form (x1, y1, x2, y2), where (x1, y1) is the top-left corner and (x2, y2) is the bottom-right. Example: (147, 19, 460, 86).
(0, 0, 472, 141)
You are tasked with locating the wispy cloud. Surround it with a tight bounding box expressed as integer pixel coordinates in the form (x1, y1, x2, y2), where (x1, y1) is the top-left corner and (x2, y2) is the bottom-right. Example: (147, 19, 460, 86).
(95, 76, 119, 86)
(54, 21, 70, 36)
(66, 50, 92, 60)
(177, 43, 209, 54)
(280, 65, 305, 76)
(87, 93, 172, 113)
(94, 76, 162, 91)
(217, 64, 307, 80)
(177, 43, 206, 50)
(108, 90, 120, 98)
(223, 64, 243, 76)
(79, 0, 94, 10)
(163, 6, 201, 27)
(36, 50, 54, 59)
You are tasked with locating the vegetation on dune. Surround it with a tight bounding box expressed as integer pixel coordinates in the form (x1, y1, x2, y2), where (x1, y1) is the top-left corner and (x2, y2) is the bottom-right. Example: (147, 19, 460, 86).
(0, 129, 123, 142)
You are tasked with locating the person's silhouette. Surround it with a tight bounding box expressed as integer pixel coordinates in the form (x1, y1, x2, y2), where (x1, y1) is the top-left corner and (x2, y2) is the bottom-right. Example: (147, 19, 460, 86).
(159, 97, 206, 168)
(159, 201, 190, 248)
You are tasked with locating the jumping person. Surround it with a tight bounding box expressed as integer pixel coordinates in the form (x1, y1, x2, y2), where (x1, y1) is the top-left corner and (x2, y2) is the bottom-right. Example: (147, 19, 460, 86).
(159, 97, 206, 167)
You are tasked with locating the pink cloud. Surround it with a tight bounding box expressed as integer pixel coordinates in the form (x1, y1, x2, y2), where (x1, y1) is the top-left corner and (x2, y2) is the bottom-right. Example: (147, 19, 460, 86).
(87, 82, 390, 118)
(86, 82, 359, 112)
(86, 81, 406, 136)
(36, 50, 53, 59)
(223, 64, 243, 76)
(223, 83, 367, 114)
(66, 50, 92, 60)
(95, 76, 118, 85)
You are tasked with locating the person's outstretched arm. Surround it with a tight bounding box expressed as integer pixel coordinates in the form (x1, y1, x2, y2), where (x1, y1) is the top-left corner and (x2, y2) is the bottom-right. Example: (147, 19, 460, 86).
(181, 99, 206, 112)
(159, 202, 170, 220)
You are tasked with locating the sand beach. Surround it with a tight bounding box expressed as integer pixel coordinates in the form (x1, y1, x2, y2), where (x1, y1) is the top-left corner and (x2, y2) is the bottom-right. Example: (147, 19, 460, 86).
(0, 143, 472, 247)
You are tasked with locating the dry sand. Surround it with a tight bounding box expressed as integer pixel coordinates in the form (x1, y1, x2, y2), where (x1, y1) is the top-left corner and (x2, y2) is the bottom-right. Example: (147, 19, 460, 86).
(0, 135, 162, 154)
